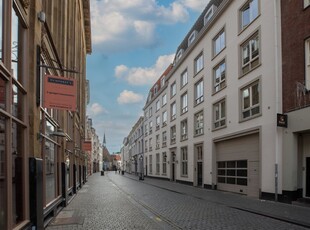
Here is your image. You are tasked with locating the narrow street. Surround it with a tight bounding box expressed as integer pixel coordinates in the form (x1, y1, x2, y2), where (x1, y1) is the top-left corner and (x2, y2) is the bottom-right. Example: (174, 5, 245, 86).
(47, 172, 310, 230)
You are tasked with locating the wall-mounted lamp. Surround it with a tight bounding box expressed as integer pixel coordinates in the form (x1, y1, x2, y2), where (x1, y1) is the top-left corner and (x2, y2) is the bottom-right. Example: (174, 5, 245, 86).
(38, 11, 46, 23)
(51, 128, 66, 137)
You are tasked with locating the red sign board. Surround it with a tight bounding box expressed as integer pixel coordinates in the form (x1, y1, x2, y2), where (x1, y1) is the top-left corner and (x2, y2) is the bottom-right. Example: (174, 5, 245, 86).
(83, 141, 92, 151)
(44, 75, 77, 111)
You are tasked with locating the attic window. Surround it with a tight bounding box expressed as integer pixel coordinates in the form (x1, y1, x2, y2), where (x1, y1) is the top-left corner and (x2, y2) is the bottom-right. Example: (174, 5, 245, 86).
(154, 85, 158, 95)
(176, 49, 183, 61)
(188, 31, 197, 46)
(161, 77, 166, 87)
(204, 5, 217, 25)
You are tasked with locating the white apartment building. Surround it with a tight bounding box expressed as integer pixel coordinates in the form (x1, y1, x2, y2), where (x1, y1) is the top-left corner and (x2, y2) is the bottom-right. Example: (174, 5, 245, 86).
(143, 0, 283, 200)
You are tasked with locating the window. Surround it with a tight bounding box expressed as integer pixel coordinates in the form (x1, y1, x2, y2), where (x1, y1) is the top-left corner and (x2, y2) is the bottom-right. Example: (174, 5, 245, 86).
(171, 102, 176, 120)
(181, 92, 188, 114)
(149, 107, 152, 118)
(305, 38, 310, 90)
(181, 69, 188, 88)
(171, 82, 176, 98)
(145, 140, 148, 152)
(194, 52, 204, 75)
(213, 60, 226, 93)
(196, 145, 203, 161)
(162, 131, 167, 147)
(241, 32, 260, 75)
(162, 152, 167, 174)
(176, 49, 183, 61)
(156, 116, 160, 130)
(195, 79, 204, 105)
(181, 119, 188, 141)
(195, 111, 204, 136)
(162, 111, 167, 126)
(149, 121, 153, 134)
(144, 110, 148, 120)
(145, 124, 148, 136)
(156, 153, 160, 175)
(181, 147, 188, 176)
(217, 160, 248, 186)
(170, 125, 176, 144)
(149, 155, 153, 174)
(188, 30, 197, 46)
(162, 94, 167, 105)
(154, 85, 158, 95)
(240, 0, 259, 30)
(156, 134, 160, 149)
(149, 138, 152, 151)
(241, 80, 260, 120)
(161, 77, 166, 87)
(156, 100, 160, 111)
(213, 99, 226, 129)
(204, 5, 216, 25)
(305, 0, 310, 8)
(213, 29, 225, 56)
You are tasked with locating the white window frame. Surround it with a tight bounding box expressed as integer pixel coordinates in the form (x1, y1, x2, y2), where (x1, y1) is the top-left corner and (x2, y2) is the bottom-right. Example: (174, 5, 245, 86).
(213, 60, 226, 93)
(149, 137, 152, 151)
(149, 107, 152, 118)
(156, 116, 160, 130)
(213, 99, 226, 129)
(181, 147, 188, 176)
(181, 69, 188, 88)
(195, 111, 204, 136)
(156, 134, 160, 149)
(162, 152, 167, 175)
(176, 49, 183, 61)
(181, 119, 188, 141)
(162, 131, 167, 147)
(240, 0, 259, 30)
(171, 102, 176, 121)
(154, 85, 158, 95)
(204, 5, 216, 25)
(305, 0, 310, 8)
(194, 52, 204, 75)
(162, 93, 167, 106)
(195, 79, 204, 105)
(149, 121, 153, 134)
(241, 31, 260, 75)
(156, 153, 160, 175)
(188, 30, 197, 46)
(145, 140, 148, 152)
(240, 80, 260, 120)
(161, 77, 166, 87)
(181, 92, 188, 114)
(162, 111, 167, 126)
(156, 100, 160, 111)
(213, 29, 225, 56)
(170, 125, 176, 144)
(171, 82, 176, 98)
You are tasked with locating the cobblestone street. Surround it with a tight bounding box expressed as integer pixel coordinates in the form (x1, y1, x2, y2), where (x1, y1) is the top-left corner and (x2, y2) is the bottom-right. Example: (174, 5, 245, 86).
(47, 172, 310, 230)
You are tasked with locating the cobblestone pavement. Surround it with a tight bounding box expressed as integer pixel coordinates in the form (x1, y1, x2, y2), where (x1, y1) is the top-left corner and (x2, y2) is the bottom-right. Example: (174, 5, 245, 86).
(47, 172, 310, 230)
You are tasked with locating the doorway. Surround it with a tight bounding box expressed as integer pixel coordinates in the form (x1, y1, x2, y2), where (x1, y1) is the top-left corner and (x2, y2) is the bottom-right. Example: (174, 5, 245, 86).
(171, 150, 176, 181)
(197, 162, 202, 186)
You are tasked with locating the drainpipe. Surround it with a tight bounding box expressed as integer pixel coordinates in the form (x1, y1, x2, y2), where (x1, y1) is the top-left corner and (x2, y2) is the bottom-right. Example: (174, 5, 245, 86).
(274, 0, 280, 202)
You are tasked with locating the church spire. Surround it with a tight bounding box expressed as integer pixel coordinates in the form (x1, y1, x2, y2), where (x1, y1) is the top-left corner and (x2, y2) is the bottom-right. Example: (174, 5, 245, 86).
(103, 133, 106, 147)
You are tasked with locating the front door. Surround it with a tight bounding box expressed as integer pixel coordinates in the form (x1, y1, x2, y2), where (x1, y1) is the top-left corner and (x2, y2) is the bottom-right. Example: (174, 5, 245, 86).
(197, 162, 202, 186)
(171, 151, 176, 181)
(306, 157, 310, 197)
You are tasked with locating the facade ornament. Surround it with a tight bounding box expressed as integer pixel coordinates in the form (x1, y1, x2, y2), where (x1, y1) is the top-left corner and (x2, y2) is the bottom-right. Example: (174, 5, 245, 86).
(20, 0, 30, 9)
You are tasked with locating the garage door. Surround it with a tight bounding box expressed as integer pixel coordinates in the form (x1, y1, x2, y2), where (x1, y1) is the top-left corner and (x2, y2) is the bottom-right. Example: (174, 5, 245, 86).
(216, 133, 259, 197)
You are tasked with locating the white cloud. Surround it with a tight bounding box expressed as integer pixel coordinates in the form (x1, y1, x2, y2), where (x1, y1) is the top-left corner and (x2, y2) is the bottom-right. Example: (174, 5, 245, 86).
(117, 90, 144, 104)
(115, 54, 174, 86)
(87, 103, 107, 116)
(178, 0, 209, 12)
(90, 0, 191, 53)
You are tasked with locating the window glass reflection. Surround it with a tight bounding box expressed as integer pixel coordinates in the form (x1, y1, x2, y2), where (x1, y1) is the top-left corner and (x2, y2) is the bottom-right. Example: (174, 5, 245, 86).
(45, 140, 56, 204)
(11, 9, 19, 80)
(12, 121, 23, 225)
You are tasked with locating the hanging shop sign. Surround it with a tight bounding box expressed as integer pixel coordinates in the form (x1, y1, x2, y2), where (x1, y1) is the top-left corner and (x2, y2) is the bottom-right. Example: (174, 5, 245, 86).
(44, 75, 77, 111)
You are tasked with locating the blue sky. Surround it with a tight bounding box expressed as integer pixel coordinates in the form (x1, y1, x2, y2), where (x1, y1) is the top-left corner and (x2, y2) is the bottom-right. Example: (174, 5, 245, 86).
(86, 0, 209, 153)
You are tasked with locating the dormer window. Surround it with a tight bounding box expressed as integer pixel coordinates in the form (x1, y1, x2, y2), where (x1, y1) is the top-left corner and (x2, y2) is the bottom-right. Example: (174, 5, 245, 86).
(176, 49, 183, 61)
(154, 85, 158, 95)
(204, 5, 217, 25)
(188, 31, 197, 46)
(161, 77, 166, 87)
